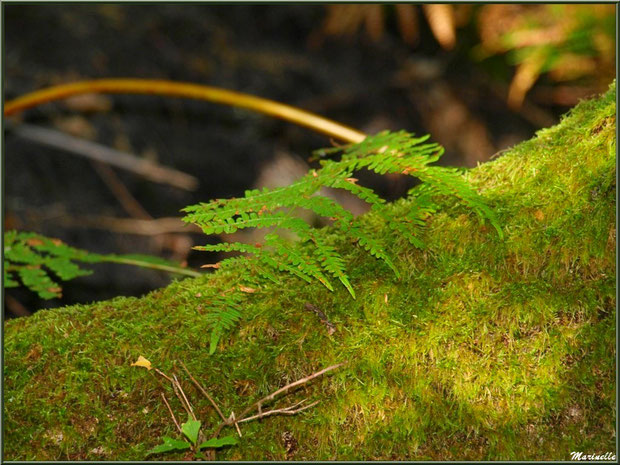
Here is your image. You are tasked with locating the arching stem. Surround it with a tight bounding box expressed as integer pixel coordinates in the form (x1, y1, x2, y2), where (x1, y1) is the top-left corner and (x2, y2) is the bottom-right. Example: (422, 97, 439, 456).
(4, 78, 367, 143)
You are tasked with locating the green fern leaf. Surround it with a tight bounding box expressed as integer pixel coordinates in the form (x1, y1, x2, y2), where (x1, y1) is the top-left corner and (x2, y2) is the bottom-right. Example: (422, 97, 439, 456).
(311, 239, 355, 298)
(4, 272, 19, 288)
(347, 224, 400, 278)
(185, 130, 503, 352)
(17, 266, 60, 299)
(265, 234, 334, 290)
(4, 231, 201, 300)
(44, 257, 93, 281)
(201, 292, 244, 354)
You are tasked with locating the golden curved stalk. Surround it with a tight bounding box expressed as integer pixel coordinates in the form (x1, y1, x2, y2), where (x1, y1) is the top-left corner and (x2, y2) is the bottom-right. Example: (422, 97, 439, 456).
(4, 78, 367, 143)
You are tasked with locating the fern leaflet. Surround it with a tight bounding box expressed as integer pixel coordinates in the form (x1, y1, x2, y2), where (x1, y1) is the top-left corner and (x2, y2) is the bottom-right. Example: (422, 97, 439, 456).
(4, 231, 201, 300)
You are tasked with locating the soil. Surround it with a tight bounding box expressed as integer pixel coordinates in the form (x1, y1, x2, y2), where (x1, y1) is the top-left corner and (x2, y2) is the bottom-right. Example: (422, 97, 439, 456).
(4, 4, 563, 317)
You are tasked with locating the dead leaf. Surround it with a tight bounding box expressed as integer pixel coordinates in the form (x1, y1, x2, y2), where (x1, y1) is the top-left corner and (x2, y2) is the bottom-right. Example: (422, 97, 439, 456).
(239, 286, 257, 293)
(201, 263, 220, 269)
(26, 238, 44, 247)
(534, 209, 545, 221)
(131, 355, 152, 370)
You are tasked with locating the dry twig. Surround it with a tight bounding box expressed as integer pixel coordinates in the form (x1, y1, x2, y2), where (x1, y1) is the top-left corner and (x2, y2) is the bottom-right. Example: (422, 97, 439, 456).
(7, 122, 199, 190)
(173, 374, 197, 421)
(304, 303, 336, 335)
(57, 215, 200, 236)
(179, 361, 227, 423)
(230, 411, 242, 437)
(160, 393, 182, 434)
(238, 400, 320, 423)
(154, 368, 173, 383)
(90, 161, 153, 220)
(211, 362, 346, 439)
(156, 368, 195, 420)
(240, 362, 346, 418)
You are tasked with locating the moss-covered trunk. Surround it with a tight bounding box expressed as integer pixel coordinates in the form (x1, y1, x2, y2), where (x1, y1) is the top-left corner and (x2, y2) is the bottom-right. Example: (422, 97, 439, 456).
(4, 85, 616, 461)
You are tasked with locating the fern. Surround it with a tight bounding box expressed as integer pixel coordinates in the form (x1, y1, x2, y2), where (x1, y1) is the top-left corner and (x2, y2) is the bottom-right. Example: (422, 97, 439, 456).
(4, 230, 201, 300)
(184, 130, 502, 305)
(200, 290, 245, 354)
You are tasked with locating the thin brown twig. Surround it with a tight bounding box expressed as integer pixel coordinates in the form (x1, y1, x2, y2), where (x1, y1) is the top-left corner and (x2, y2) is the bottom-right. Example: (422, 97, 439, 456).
(90, 161, 153, 220)
(211, 361, 345, 440)
(173, 374, 197, 421)
(154, 368, 174, 383)
(160, 393, 182, 434)
(171, 375, 195, 421)
(5, 203, 201, 236)
(155, 369, 194, 420)
(238, 400, 320, 423)
(238, 362, 346, 420)
(7, 121, 199, 190)
(179, 360, 227, 423)
(57, 215, 200, 236)
(230, 411, 242, 437)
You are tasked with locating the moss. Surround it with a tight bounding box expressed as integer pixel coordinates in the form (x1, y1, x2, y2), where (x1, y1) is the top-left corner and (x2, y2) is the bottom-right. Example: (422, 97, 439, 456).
(4, 83, 616, 460)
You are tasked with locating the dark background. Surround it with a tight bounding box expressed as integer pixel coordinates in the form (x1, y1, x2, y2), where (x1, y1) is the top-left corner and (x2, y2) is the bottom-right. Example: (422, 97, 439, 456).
(4, 4, 609, 318)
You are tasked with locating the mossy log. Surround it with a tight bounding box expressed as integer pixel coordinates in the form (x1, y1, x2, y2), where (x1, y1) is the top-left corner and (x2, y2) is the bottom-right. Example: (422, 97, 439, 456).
(4, 85, 616, 461)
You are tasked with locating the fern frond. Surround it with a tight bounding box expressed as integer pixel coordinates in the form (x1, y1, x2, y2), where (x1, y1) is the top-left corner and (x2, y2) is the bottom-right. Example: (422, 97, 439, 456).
(265, 233, 334, 290)
(200, 292, 244, 354)
(186, 130, 502, 305)
(4, 231, 201, 300)
(294, 194, 355, 224)
(410, 167, 503, 238)
(347, 224, 400, 277)
(328, 177, 385, 207)
(384, 192, 437, 249)
(15, 266, 62, 300)
(310, 236, 355, 297)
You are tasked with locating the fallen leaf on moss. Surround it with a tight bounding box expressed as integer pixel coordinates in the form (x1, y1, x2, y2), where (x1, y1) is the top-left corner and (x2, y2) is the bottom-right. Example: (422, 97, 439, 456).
(131, 355, 152, 370)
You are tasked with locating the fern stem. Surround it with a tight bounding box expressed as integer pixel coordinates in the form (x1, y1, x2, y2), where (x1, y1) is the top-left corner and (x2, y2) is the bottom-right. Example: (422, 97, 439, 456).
(4, 78, 367, 143)
(101, 256, 203, 277)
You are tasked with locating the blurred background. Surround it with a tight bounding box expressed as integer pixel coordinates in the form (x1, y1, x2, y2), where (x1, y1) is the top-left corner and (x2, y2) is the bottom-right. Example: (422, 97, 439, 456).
(4, 3, 615, 318)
